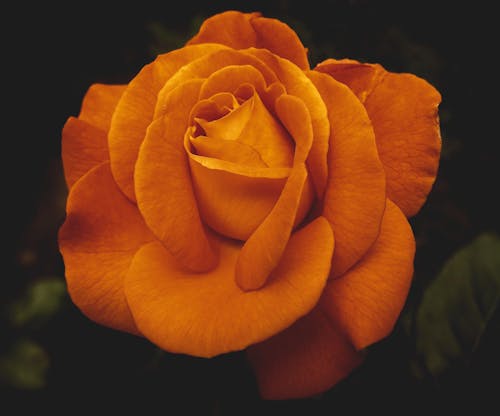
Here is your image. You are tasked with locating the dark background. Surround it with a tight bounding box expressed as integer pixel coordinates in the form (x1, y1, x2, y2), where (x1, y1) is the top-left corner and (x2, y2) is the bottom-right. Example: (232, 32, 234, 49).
(3, 0, 499, 414)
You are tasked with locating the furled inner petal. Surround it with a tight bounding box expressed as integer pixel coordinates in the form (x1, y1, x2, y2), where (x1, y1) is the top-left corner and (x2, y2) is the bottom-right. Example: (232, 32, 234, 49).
(192, 88, 294, 168)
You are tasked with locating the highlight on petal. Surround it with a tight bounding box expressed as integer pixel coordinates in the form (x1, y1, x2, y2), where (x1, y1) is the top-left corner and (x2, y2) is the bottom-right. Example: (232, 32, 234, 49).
(124, 217, 334, 358)
(61, 117, 109, 189)
(135, 79, 218, 272)
(316, 59, 441, 216)
(58, 162, 154, 335)
(187, 11, 309, 69)
(78, 83, 126, 132)
(321, 200, 415, 350)
(247, 308, 364, 399)
(246, 48, 329, 197)
(308, 71, 386, 277)
(108, 43, 227, 201)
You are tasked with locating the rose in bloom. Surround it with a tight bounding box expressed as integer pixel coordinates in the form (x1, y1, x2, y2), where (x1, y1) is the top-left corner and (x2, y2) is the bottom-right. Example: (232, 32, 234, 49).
(59, 11, 441, 399)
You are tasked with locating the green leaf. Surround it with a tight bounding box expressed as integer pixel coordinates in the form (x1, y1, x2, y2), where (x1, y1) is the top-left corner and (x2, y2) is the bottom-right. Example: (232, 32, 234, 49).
(0, 339, 49, 390)
(8, 277, 67, 328)
(415, 233, 500, 377)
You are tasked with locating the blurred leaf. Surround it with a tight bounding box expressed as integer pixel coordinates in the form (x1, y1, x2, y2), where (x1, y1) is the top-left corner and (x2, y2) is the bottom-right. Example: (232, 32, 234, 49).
(8, 277, 67, 328)
(415, 233, 500, 377)
(148, 22, 188, 56)
(0, 339, 49, 390)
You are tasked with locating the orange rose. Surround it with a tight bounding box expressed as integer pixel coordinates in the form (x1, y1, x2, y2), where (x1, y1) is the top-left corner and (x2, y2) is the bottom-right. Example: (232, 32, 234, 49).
(59, 11, 441, 399)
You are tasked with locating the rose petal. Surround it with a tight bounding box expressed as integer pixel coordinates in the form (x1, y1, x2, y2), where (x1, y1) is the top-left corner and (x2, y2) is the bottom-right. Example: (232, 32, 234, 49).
(196, 86, 294, 167)
(155, 48, 278, 119)
(308, 71, 386, 277)
(108, 43, 227, 201)
(187, 11, 309, 69)
(316, 59, 441, 216)
(61, 117, 109, 189)
(246, 48, 329, 197)
(274, 94, 313, 163)
(78, 83, 126, 132)
(190, 136, 268, 167)
(188, 153, 287, 241)
(135, 79, 218, 272)
(235, 165, 309, 291)
(198, 64, 267, 100)
(321, 200, 415, 350)
(124, 217, 334, 358)
(247, 308, 364, 399)
(59, 162, 154, 335)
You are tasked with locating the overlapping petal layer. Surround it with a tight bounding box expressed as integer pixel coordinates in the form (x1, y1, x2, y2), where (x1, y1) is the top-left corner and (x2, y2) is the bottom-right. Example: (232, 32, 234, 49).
(109, 44, 227, 201)
(135, 79, 218, 272)
(187, 11, 309, 70)
(321, 200, 415, 349)
(247, 308, 364, 399)
(59, 162, 154, 334)
(124, 217, 334, 357)
(307, 71, 386, 277)
(316, 59, 441, 216)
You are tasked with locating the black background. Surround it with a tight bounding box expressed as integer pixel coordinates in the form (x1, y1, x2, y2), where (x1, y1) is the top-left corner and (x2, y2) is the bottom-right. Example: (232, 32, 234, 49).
(4, 1, 499, 414)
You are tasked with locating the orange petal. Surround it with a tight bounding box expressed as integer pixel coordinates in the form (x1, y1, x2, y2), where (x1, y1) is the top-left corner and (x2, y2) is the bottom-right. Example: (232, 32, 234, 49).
(235, 165, 310, 291)
(124, 217, 334, 358)
(190, 136, 268, 167)
(61, 117, 109, 189)
(321, 200, 415, 350)
(247, 48, 329, 197)
(308, 71, 386, 278)
(187, 148, 289, 241)
(247, 308, 364, 399)
(155, 48, 278, 118)
(58, 162, 154, 335)
(199, 64, 267, 100)
(187, 11, 309, 69)
(108, 43, 227, 201)
(78, 83, 126, 132)
(196, 87, 294, 167)
(316, 59, 441, 216)
(134, 79, 217, 272)
(274, 94, 313, 163)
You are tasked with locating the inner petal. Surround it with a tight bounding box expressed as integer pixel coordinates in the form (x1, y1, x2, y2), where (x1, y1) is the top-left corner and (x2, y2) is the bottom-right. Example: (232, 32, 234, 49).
(192, 90, 294, 168)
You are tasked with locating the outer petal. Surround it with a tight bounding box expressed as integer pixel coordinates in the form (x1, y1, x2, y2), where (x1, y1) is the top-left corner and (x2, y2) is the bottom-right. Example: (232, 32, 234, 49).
(78, 83, 126, 132)
(61, 117, 109, 189)
(62, 85, 125, 189)
(247, 308, 364, 399)
(135, 79, 218, 272)
(58, 162, 154, 335)
(187, 11, 309, 70)
(321, 200, 415, 350)
(124, 217, 334, 358)
(108, 43, 227, 201)
(308, 71, 386, 277)
(316, 59, 441, 216)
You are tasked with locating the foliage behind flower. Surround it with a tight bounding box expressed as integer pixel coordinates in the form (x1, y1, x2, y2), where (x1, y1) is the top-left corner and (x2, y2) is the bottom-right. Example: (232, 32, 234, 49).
(59, 10, 441, 399)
